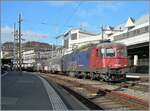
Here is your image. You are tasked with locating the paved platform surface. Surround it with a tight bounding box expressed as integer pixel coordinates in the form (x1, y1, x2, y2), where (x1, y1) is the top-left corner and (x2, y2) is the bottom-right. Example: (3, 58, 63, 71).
(1, 71, 52, 110)
(126, 73, 148, 78)
(1, 71, 88, 110)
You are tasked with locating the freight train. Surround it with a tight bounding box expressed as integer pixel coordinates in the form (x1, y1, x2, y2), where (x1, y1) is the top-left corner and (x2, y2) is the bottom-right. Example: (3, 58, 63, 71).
(48, 42, 128, 82)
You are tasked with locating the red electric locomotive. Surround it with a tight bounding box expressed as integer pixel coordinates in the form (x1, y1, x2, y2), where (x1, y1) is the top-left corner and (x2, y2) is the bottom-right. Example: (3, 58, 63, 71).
(62, 42, 128, 82)
(88, 42, 128, 81)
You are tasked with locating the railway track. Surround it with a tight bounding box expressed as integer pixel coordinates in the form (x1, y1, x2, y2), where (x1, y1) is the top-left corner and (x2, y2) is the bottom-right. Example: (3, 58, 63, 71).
(114, 81, 149, 92)
(51, 72, 149, 92)
(41, 75, 103, 110)
(39, 73, 149, 110)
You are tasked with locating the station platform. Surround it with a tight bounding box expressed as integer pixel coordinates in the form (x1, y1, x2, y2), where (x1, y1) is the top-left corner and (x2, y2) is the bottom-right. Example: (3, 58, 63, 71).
(1, 71, 69, 110)
(1, 71, 53, 110)
(126, 73, 149, 81)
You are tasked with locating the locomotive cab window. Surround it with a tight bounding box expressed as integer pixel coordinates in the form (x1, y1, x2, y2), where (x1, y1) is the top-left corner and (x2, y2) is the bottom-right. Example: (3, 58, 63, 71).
(100, 48, 105, 57)
(120, 47, 127, 56)
(106, 48, 115, 57)
(96, 49, 99, 56)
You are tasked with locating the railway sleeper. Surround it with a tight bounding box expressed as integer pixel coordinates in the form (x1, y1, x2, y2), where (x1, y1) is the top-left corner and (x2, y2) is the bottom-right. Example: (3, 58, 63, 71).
(108, 92, 148, 109)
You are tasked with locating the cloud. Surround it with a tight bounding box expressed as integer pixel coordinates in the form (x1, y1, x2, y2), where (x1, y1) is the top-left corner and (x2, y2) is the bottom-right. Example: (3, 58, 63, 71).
(1, 26, 49, 43)
(85, 1, 125, 8)
(80, 21, 89, 29)
(79, 21, 92, 32)
(97, 1, 124, 7)
(22, 31, 49, 42)
(96, 1, 126, 11)
(76, 1, 126, 19)
(44, 1, 74, 6)
(1, 26, 14, 43)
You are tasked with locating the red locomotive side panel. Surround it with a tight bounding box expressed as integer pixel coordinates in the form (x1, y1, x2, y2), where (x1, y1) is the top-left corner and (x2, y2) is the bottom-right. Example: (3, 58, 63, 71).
(95, 48, 102, 69)
(89, 48, 97, 70)
(89, 48, 103, 70)
(104, 57, 128, 69)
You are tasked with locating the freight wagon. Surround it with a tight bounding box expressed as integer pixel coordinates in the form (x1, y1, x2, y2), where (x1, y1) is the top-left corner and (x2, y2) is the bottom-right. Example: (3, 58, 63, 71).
(49, 55, 63, 74)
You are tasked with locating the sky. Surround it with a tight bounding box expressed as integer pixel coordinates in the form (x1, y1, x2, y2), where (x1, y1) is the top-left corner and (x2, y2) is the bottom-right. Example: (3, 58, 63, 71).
(1, 0, 149, 45)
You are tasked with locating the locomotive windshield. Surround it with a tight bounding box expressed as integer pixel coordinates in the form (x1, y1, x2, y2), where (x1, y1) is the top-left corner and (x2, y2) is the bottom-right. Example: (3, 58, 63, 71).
(120, 47, 127, 56)
(100, 48, 105, 57)
(106, 48, 115, 57)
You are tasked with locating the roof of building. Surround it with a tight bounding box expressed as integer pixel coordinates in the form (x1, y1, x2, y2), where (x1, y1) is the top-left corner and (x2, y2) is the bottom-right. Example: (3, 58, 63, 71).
(96, 42, 126, 48)
(115, 13, 149, 30)
(64, 28, 98, 36)
(79, 30, 98, 36)
(125, 17, 135, 28)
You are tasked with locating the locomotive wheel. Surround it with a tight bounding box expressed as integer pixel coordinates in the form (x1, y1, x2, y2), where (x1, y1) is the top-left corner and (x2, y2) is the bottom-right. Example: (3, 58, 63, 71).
(69, 72, 76, 77)
(101, 74, 109, 82)
(84, 74, 90, 79)
(90, 73, 95, 80)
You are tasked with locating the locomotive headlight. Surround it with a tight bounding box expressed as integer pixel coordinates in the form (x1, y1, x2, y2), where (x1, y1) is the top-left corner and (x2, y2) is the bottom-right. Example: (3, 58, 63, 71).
(114, 64, 121, 66)
(108, 65, 112, 67)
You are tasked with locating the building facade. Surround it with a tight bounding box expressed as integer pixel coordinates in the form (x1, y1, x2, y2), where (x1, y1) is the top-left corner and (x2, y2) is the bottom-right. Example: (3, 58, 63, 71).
(22, 50, 36, 67)
(22, 49, 52, 69)
(2, 42, 14, 59)
(63, 28, 100, 54)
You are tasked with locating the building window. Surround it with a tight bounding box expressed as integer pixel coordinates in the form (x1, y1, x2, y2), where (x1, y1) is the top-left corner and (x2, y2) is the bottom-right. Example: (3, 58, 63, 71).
(114, 26, 149, 41)
(120, 47, 127, 56)
(133, 30, 137, 35)
(64, 39, 69, 48)
(136, 29, 140, 34)
(144, 26, 148, 32)
(123, 33, 126, 38)
(71, 33, 77, 40)
(126, 32, 129, 37)
(129, 31, 134, 37)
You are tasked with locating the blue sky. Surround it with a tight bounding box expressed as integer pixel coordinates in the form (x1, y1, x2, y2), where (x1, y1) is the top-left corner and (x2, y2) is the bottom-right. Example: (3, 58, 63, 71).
(1, 1, 149, 45)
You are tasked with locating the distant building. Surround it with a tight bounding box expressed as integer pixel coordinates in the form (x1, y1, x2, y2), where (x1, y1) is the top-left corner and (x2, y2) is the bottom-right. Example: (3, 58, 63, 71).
(63, 28, 100, 54)
(2, 41, 58, 70)
(22, 41, 52, 51)
(2, 41, 53, 58)
(22, 49, 52, 69)
(2, 42, 14, 59)
(22, 50, 35, 67)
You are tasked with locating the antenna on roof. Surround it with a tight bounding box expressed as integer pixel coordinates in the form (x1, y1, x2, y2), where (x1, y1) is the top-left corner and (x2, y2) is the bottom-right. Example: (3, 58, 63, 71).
(80, 22, 86, 31)
(120, 27, 122, 31)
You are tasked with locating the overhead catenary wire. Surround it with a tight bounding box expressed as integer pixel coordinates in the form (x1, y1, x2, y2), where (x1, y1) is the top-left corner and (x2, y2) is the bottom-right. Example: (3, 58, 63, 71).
(56, 2, 82, 40)
(60, 1, 82, 33)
